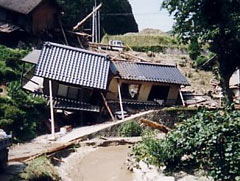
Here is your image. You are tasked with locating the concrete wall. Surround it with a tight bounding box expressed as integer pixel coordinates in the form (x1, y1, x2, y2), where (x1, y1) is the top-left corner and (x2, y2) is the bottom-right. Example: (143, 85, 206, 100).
(106, 78, 180, 106)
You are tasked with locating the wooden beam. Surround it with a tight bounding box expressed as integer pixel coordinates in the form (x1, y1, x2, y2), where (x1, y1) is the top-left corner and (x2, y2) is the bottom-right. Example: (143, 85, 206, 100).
(49, 80, 55, 138)
(100, 92, 115, 121)
(68, 31, 92, 37)
(117, 81, 124, 120)
(73, 3, 102, 31)
(140, 118, 170, 134)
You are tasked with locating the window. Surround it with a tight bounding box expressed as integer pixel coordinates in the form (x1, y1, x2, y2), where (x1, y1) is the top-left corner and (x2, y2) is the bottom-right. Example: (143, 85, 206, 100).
(121, 83, 140, 99)
(68, 86, 78, 99)
(57, 84, 68, 97)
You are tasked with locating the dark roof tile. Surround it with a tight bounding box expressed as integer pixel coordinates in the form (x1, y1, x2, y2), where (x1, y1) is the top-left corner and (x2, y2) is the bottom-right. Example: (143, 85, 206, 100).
(0, 0, 42, 14)
(111, 61, 190, 86)
(35, 42, 110, 90)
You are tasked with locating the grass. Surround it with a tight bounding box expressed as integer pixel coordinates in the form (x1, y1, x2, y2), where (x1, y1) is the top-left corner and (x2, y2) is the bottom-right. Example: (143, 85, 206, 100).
(101, 33, 187, 52)
(18, 156, 60, 181)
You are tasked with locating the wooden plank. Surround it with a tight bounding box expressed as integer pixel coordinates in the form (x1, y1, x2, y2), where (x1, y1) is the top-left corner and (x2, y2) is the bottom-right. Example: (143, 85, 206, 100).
(140, 118, 170, 134)
(73, 3, 102, 31)
(100, 92, 115, 121)
(68, 31, 92, 37)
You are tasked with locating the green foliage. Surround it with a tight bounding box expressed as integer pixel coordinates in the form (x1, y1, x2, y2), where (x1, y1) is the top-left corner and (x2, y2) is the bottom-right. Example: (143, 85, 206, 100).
(57, 0, 138, 35)
(188, 37, 201, 60)
(133, 108, 240, 180)
(0, 45, 29, 82)
(195, 55, 208, 67)
(162, 0, 240, 104)
(118, 121, 143, 137)
(19, 156, 60, 181)
(0, 82, 48, 142)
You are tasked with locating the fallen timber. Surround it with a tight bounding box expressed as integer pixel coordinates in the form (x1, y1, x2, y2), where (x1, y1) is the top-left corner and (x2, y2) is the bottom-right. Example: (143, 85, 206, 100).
(140, 118, 171, 134)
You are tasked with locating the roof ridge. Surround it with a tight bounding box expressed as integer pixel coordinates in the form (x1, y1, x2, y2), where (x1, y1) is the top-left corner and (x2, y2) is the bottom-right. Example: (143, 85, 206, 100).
(113, 60, 176, 67)
(44, 42, 109, 58)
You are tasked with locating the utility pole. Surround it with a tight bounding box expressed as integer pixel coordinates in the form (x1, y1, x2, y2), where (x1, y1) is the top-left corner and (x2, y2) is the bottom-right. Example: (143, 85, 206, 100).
(92, 0, 101, 43)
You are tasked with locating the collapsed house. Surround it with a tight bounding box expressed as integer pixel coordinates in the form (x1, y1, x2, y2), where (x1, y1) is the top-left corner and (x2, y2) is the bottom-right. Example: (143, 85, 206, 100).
(106, 61, 190, 112)
(21, 42, 190, 134)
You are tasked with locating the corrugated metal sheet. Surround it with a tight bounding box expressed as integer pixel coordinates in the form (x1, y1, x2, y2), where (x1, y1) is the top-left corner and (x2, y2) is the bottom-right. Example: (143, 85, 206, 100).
(111, 61, 190, 86)
(35, 42, 110, 90)
(22, 50, 41, 64)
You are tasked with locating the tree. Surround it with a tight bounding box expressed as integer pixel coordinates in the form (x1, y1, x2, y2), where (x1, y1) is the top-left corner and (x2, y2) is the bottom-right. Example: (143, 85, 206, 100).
(162, 0, 240, 104)
(57, 0, 138, 35)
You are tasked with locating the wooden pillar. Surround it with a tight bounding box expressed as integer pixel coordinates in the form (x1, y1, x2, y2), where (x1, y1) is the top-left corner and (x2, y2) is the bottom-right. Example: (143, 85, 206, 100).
(117, 80, 124, 120)
(179, 89, 185, 107)
(49, 80, 55, 138)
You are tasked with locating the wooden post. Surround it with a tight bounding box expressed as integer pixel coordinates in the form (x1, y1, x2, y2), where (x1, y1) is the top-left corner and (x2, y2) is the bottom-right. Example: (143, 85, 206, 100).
(97, 10, 100, 42)
(49, 80, 55, 138)
(179, 89, 186, 107)
(100, 92, 115, 121)
(117, 81, 124, 120)
(92, 7, 95, 43)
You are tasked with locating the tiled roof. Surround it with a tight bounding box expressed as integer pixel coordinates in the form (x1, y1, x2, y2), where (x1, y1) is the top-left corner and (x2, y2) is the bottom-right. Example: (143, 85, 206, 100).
(35, 42, 110, 90)
(111, 61, 190, 86)
(0, 0, 42, 14)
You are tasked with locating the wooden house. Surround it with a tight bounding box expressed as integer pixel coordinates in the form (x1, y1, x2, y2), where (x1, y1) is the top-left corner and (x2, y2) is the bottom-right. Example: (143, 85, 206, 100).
(0, 0, 59, 34)
(33, 42, 110, 112)
(21, 42, 111, 135)
(106, 61, 190, 111)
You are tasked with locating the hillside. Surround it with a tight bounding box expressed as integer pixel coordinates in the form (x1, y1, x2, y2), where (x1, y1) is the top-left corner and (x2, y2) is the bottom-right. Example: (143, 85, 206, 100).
(101, 28, 187, 52)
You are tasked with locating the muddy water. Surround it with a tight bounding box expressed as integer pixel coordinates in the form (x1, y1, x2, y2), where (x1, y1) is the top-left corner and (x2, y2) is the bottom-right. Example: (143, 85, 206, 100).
(61, 145, 133, 181)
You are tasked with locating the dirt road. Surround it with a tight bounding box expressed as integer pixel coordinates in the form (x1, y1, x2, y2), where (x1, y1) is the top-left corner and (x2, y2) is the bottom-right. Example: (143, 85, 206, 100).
(59, 145, 133, 181)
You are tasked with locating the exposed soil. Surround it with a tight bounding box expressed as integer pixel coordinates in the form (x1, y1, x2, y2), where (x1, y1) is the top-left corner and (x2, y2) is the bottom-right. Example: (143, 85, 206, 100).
(58, 145, 133, 181)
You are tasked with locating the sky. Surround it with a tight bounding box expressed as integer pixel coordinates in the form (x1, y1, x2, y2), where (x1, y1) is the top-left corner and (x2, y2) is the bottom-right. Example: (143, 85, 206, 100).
(128, 0, 174, 32)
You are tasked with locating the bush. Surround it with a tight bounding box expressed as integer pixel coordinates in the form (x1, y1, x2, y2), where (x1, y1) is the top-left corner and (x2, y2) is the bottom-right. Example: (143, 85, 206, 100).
(0, 82, 48, 142)
(133, 108, 240, 180)
(3, 68, 17, 81)
(118, 121, 143, 137)
(188, 37, 201, 60)
(19, 156, 60, 181)
(196, 55, 208, 67)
